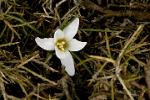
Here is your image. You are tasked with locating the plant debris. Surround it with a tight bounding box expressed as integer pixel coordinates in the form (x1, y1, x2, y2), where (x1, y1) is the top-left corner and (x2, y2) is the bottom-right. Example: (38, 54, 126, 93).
(0, 0, 150, 99)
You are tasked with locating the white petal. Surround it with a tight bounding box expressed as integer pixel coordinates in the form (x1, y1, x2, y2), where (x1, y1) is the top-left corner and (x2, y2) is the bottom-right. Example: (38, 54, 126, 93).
(63, 18, 79, 40)
(55, 47, 70, 59)
(68, 39, 87, 51)
(35, 37, 55, 50)
(54, 29, 64, 42)
(60, 52, 75, 76)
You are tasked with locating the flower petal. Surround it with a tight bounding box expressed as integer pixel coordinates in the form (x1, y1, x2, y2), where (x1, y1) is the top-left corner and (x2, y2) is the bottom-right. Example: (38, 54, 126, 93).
(55, 47, 70, 59)
(63, 18, 79, 40)
(54, 29, 64, 42)
(35, 37, 55, 50)
(68, 39, 87, 51)
(60, 52, 75, 76)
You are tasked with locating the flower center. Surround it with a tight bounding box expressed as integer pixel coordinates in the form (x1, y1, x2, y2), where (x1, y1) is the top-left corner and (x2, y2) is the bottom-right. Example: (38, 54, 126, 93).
(56, 39, 68, 51)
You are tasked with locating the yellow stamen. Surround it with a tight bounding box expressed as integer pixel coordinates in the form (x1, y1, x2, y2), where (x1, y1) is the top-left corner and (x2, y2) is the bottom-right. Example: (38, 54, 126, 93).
(56, 39, 68, 51)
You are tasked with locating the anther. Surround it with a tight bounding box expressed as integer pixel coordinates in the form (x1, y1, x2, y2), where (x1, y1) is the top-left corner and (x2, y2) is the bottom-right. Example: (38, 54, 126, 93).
(56, 39, 68, 51)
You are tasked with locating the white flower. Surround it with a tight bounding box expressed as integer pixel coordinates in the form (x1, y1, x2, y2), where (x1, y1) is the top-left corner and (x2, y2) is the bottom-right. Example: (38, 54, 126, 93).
(35, 18, 87, 76)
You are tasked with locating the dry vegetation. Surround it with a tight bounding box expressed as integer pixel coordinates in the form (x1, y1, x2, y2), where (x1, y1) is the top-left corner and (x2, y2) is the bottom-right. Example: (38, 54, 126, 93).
(0, 0, 150, 100)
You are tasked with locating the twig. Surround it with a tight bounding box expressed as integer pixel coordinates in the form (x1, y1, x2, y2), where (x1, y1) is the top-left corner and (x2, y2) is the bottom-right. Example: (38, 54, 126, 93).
(0, 42, 19, 48)
(90, 55, 115, 64)
(116, 74, 134, 100)
(32, 59, 58, 72)
(15, 53, 39, 68)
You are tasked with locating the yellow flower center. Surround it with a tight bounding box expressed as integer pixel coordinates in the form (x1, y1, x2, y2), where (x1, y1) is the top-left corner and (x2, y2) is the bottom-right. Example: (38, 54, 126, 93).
(56, 39, 68, 51)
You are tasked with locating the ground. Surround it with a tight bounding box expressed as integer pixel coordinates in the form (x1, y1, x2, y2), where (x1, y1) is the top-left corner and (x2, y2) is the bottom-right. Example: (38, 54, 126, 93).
(0, 0, 150, 100)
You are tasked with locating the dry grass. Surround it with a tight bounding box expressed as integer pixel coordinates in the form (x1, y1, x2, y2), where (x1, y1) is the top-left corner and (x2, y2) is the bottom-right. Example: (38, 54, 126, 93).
(0, 0, 150, 100)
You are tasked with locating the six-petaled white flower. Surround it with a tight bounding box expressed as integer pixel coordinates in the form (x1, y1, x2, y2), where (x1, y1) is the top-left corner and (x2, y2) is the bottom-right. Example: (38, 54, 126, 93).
(35, 18, 87, 76)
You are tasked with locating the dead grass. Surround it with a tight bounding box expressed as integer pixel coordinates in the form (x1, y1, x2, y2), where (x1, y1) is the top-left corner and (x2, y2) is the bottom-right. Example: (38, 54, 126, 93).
(0, 0, 150, 100)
